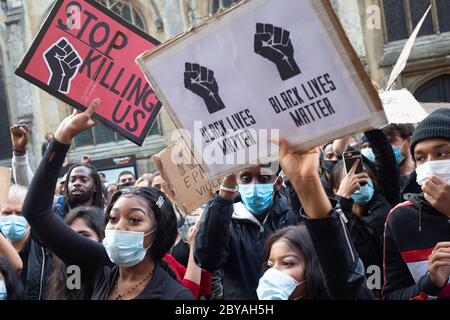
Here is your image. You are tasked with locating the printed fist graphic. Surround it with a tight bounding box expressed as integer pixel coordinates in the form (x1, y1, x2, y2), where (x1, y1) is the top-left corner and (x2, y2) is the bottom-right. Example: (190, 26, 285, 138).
(254, 23, 301, 81)
(184, 63, 225, 114)
(44, 37, 82, 94)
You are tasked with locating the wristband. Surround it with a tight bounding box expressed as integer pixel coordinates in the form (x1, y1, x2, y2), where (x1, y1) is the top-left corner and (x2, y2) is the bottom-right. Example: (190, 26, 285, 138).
(221, 184, 238, 191)
(13, 149, 26, 156)
(220, 185, 238, 193)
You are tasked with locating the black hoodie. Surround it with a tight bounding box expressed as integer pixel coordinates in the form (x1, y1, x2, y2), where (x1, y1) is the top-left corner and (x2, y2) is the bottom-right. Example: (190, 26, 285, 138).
(383, 195, 450, 300)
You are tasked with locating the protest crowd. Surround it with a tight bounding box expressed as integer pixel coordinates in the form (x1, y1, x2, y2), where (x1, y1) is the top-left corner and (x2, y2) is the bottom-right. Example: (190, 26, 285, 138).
(0, 97, 449, 301)
(0, 0, 449, 303)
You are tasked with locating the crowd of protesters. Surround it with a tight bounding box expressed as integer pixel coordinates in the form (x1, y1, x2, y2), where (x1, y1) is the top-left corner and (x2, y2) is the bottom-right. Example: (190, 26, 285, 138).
(0, 96, 449, 301)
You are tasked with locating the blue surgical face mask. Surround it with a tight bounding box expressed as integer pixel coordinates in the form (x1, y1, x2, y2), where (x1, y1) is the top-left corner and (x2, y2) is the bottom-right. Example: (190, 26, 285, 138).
(361, 148, 375, 162)
(238, 183, 274, 216)
(351, 179, 375, 204)
(0, 215, 29, 241)
(257, 267, 303, 300)
(102, 229, 155, 267)
(392, 146, 405, 164)
(0, 281, 7, 300)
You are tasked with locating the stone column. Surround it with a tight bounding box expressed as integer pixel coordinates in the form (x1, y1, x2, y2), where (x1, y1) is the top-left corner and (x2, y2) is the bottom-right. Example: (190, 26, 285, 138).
(4, 0, 38, 168)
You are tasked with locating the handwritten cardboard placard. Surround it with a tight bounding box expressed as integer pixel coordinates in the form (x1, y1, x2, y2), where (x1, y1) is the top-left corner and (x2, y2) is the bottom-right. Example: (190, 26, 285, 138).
(152, 141, 222, 214)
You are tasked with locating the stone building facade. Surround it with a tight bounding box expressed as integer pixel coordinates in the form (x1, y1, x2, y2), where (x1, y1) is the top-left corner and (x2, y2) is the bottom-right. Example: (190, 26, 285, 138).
(0, 0, 448, 178)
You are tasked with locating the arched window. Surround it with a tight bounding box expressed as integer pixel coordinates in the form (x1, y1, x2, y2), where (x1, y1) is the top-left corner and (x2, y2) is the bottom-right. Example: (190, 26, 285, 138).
(97, 0, 146, 31)
(382, 0, 450, 43)
(74, 0, 160, 148)
(211, 0, 240, 14)
(414, 74, 450, 103)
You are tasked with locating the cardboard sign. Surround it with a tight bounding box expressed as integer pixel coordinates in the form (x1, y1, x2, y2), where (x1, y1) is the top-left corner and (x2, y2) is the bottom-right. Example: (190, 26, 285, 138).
(380, 90, 428, 124)
(138, 0, 387, 178)
(15, 0, 161, 145)
(152, 141, 222, 214)
(0, 167, 11, 209)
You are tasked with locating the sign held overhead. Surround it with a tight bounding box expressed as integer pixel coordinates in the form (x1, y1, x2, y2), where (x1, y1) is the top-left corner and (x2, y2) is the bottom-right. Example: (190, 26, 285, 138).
(138, 0, 387, 178)
(16, 0, 162, 145)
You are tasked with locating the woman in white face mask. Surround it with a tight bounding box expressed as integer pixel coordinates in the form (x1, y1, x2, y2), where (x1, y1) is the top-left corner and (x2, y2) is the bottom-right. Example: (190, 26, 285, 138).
(257, 225, 329, 300)
(258, 137, 375, 300)
(21, 99, 194, 300)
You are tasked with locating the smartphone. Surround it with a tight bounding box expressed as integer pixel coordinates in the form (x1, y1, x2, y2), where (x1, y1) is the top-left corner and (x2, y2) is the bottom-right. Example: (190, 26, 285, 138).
(343, 150, 365, 175)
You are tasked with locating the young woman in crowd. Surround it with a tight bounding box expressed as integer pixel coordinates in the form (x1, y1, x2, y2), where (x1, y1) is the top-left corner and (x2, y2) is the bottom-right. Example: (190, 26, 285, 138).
(22, 99, 193, 300)
(257, 138, 374, 300)
(329, 130, 401, 297)
(45, 207, 105, 300)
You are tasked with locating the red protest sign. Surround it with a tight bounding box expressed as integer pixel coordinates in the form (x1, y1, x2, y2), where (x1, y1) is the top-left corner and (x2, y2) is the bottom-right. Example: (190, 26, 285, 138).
(15, 0, 161, 145)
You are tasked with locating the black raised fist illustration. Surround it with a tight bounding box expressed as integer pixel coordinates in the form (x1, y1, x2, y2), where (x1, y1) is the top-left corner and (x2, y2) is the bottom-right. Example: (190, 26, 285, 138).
(254, 23, 301, 81)
(44, 37, 82, 94)
(184, 63, 225, 114)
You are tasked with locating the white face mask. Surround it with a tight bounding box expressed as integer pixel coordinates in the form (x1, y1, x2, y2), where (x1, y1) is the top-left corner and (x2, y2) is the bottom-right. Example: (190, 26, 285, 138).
(102, 229, 154, 267)
(257, 267, 303, 300)
(416, 159, 450, 186)
(0, 281, 7, 300)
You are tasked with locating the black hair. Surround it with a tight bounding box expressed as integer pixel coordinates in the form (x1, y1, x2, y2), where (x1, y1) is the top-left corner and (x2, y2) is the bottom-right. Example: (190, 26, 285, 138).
(0, 256, 24, 300)
(45, 207, 105, 300)
(105, 187, 178, 277)
(117, 171, 135, 183)
(98, 172, 106, 178)
(382, 124, 415, 140)
(63, 163, 105, 216)
(262, 225, 330, 300)
(64, 206, 105, 241)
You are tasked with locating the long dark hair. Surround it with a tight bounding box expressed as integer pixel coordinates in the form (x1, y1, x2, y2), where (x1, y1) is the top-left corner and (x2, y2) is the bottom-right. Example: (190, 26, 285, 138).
(105, 187, 178, 278)
(262, 225, 330, 300)
(45, 207, 105, 300)
(0, 256, 24, 300)
(63, 163, 105, 216)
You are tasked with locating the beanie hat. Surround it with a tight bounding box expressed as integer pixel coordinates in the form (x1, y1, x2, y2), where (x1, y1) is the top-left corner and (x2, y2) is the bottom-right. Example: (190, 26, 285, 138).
(410, 108, 450, 159)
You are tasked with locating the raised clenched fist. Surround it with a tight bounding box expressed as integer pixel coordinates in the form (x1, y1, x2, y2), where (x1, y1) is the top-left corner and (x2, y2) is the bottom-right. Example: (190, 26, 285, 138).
(44, 37, 82, 93)
(254, 23, 301, 81)
(184, 63, 225, 114)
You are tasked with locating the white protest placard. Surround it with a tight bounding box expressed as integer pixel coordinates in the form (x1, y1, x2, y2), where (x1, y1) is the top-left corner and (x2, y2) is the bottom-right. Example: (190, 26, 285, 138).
(0, 167, 11, 208)
(380, 89, 428, 124)
(138, 0, 387, 178)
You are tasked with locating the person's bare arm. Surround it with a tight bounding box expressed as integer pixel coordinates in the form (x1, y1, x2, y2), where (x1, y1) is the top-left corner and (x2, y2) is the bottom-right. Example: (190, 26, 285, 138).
(184, 217, 203, 286)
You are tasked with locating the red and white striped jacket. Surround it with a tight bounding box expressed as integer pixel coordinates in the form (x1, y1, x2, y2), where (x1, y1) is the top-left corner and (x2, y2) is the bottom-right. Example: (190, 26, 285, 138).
(383, 196, 450, 300)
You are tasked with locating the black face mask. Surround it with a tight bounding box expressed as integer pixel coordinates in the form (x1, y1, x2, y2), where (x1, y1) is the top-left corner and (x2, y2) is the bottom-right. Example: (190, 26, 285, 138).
(322, 160, 338, 173)
(117, 181, 134, 190)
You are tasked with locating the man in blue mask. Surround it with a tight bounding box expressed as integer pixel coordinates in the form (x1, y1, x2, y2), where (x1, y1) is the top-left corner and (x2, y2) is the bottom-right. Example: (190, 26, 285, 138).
(195, 163, 303, 299)
(0, 184, 53, 300)
(382, 124, 421, 201)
